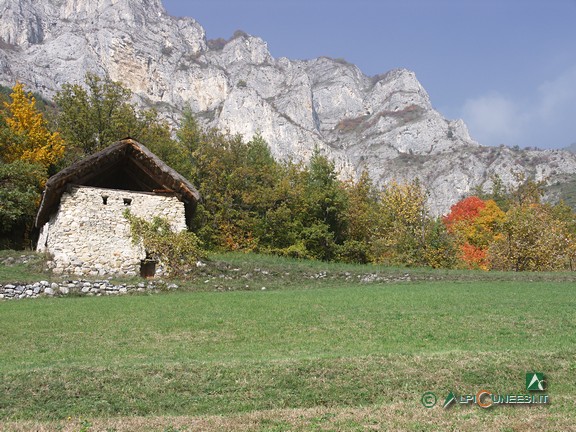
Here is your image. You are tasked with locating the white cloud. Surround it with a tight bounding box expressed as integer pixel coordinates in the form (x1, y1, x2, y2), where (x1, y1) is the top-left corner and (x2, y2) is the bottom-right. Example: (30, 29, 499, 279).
(537, 66, 576, 121)
(461, 92, 526, 146)
(460, 65, 576, 148)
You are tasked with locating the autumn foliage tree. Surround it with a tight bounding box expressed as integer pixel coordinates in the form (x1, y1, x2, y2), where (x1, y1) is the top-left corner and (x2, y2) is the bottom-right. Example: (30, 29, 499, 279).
(479, 173, 576, 271)
(4, 76, 576, 272)
(0, 83, 65, 248)
(489, 203, 572, 271)
(444, 172, 576, 272)
(1, 83, 65, 169)
(339, 171, 380, 263)
(443, 196, 486, 231)
(371, 180, 429, 266)
(443, 196, 505, 269)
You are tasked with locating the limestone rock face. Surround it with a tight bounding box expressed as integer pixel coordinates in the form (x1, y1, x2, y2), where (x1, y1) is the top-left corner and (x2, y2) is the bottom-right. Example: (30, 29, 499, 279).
(2, 0, 576, 214)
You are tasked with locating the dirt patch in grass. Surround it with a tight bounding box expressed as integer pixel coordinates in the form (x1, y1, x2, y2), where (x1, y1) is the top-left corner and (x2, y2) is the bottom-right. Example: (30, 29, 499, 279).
(4, 401, 573, 432)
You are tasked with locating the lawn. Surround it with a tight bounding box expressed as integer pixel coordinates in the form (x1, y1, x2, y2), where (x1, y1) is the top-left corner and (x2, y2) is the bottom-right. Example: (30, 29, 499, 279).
(1, 253, 575, 431)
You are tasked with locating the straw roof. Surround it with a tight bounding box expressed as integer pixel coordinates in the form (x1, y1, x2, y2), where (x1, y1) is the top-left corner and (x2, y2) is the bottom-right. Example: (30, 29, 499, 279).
(35, 138, 201, 228)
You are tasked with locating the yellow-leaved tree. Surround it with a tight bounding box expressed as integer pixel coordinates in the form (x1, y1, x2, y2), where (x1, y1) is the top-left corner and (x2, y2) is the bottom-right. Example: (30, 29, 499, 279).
(0, 83, 65, 248)
(372, 179, 429, 265)
(489, 203, 571, 271)
(2, 83, 65, 168)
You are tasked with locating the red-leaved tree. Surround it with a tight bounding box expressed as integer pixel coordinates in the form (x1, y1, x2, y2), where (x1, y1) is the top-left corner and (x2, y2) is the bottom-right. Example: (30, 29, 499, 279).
(443, 196, 504, 270)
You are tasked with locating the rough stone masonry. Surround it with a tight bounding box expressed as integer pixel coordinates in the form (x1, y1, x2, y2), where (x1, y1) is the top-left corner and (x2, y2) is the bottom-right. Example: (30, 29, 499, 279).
(37, 185, 187, 277)
(0, 279, 179, 300)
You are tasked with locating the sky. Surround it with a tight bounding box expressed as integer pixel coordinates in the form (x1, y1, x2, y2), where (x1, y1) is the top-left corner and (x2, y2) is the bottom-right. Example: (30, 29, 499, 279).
(161, 0, 576, 149)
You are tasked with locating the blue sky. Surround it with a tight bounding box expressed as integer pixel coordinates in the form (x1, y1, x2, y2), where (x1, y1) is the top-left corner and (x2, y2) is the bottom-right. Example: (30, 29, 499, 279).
(162, 0, 576, 149)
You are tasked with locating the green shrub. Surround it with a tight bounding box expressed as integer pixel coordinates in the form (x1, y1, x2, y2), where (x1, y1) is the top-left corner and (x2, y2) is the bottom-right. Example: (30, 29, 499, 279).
(124, 210, 205, 277)
(336, 240, 370, 264)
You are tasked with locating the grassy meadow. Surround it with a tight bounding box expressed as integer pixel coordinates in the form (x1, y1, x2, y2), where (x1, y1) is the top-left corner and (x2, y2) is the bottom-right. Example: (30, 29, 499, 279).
(1, 252, 575, 431)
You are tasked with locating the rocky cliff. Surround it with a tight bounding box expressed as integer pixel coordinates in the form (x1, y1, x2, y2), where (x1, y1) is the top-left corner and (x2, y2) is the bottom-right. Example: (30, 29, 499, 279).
(1, 0, 575, 214)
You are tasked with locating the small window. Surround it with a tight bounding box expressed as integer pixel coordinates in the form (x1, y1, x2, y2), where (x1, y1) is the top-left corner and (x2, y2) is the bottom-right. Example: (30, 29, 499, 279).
(123, 198, 132, 206)
(102, 195, 108, 205)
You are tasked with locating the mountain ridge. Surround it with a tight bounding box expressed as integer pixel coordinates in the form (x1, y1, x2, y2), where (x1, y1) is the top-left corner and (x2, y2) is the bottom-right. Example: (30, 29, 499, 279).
(1, 0, 575, 214)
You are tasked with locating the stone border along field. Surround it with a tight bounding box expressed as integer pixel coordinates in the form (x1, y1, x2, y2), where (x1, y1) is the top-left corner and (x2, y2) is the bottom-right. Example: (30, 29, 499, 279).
(0, 279, 179, 300)
(0, 253, 419, 301)
(0, 254, 175, 299)
(4, 252, 576, 301)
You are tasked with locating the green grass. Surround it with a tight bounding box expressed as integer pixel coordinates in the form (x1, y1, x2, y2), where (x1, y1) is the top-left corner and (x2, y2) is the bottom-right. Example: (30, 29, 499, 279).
(0, 250, 51, 282)
(1, 253, 576, 430)
(1, 281, 575, 370)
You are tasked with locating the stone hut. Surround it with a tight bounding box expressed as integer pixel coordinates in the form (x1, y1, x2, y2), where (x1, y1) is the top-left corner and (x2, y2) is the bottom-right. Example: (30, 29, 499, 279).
(35, 138, 200, 277)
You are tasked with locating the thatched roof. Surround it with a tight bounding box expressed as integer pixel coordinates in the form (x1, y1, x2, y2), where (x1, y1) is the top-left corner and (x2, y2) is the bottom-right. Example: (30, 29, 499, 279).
(35, 138, 201, 228)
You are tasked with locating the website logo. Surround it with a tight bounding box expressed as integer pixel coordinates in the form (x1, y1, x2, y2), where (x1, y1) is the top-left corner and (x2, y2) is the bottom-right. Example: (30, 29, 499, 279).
(421, 391, 437, 408)
(526, 373, 545, 391)
(443, 391, 456, 408)
(423, 372, 550, 410)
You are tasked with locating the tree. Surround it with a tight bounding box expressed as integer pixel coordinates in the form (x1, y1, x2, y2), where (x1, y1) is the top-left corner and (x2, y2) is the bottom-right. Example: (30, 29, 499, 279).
(0, 160, 45, 248)
(489, 203, 570, 271)
(443, 196, 486, 232)
(0, 83, 63, 248)
(550, 200, 576, 270)
(0, 107, 19, 162)
(1, 83, 65, 169)
(302, 150, 348, 257)
(443, 196, 505, 269)
(185, 125, 282, 252)
(173, 109, 203, 181)
(372, 179, 429, 266)
(55, 74, 173, 160)
(472, 200, 506, 246)
(509, 171, 544, 206)
(338, 171, 380, 263)
(487, 173, 510, 211)
(55, 74, 132, 156)
(180, 122, 356, 261)
(473, 173, 510, 212)
(258, 162, 309, 256)
(422, 218, 458, 269)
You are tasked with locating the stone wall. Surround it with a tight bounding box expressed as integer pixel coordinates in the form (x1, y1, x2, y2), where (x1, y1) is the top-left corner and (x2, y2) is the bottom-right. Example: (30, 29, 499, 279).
(0, 280, 179, 300)
(37, 186, 187, 277)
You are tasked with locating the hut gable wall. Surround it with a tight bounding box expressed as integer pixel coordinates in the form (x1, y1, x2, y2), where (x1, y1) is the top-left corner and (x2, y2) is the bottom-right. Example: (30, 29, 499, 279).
(38, 185, 186, 277)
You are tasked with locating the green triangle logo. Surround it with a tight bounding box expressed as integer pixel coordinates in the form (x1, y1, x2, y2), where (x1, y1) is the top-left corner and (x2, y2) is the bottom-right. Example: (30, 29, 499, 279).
(443, 391, 456, 408)
(526, 373, 545, 391)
